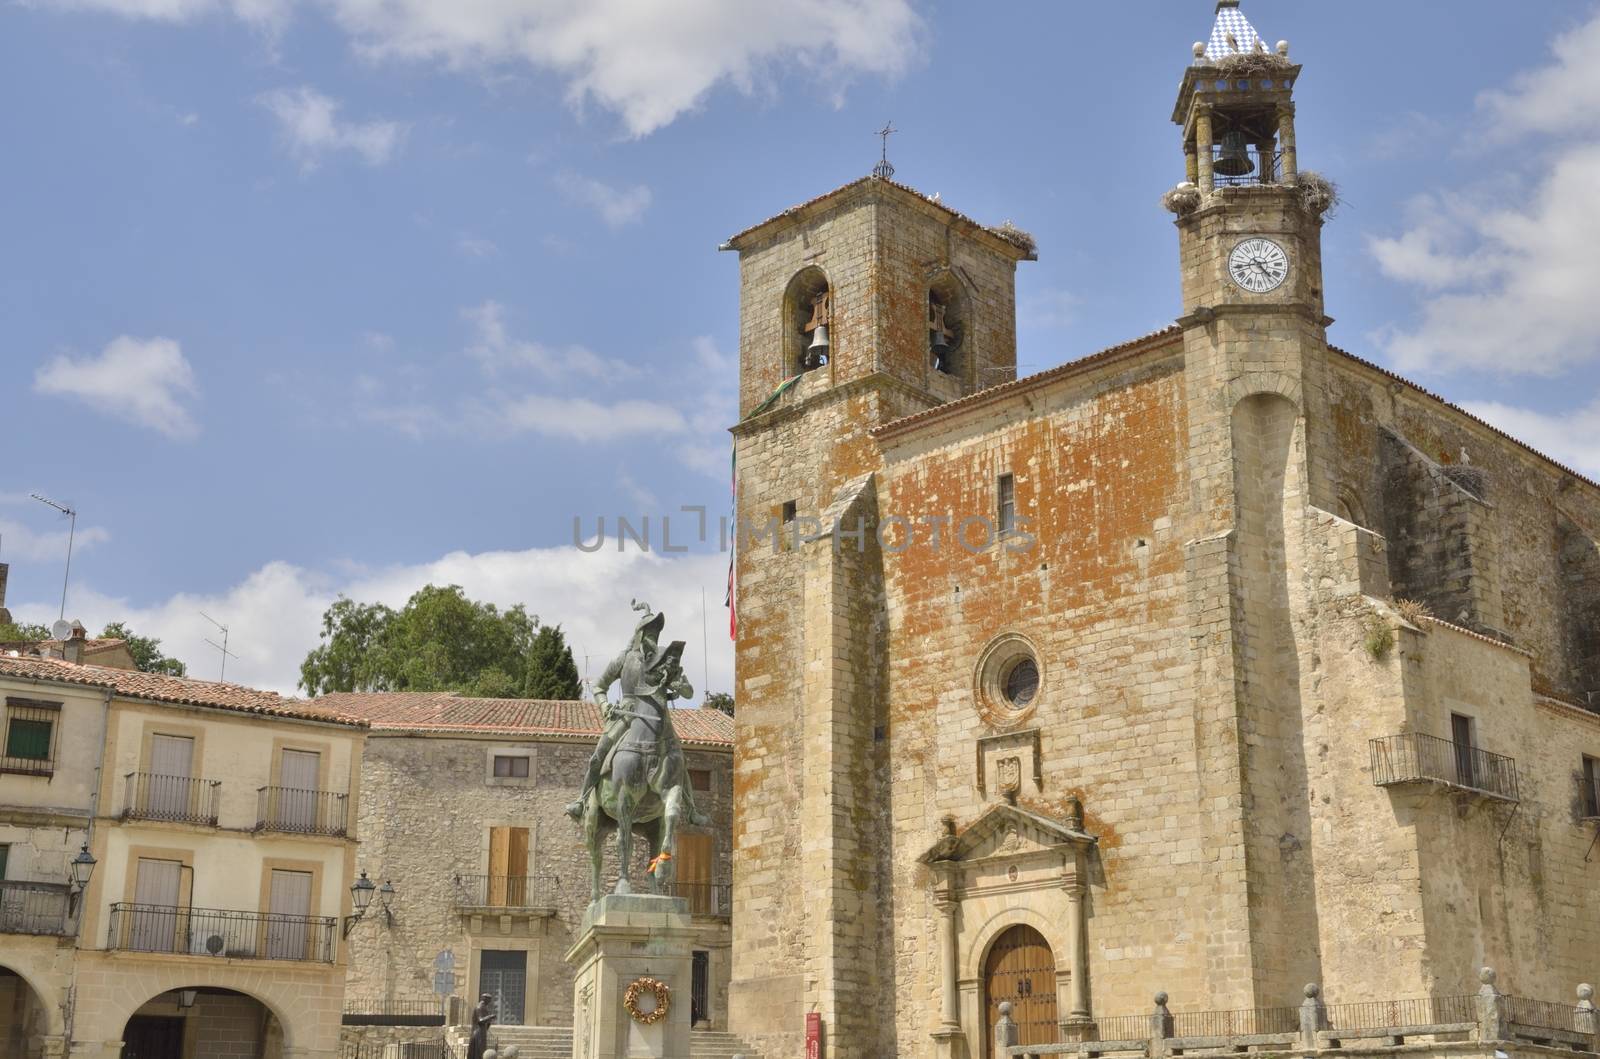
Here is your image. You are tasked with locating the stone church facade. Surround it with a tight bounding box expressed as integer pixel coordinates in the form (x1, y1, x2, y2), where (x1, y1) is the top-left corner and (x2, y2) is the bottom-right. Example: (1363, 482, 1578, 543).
(724, 4, 1600, 1058)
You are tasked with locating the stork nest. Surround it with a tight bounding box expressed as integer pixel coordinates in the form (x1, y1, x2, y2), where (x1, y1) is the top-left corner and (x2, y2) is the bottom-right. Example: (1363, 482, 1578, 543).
(1211, 51, 1293, 77)
(1295, 171, 1340, 218)
(989, 221, 1037, 255)
(1161, 183, 1203, 216)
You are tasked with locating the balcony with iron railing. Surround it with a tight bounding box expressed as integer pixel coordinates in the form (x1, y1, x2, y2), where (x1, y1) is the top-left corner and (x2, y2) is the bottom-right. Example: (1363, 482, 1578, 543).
(1369, 732, 1519, 802)
(106, 902, 336, 962)
(122, 771, 222, 827)
(450, 873, 560, 911)
(663, 880, 732, 918)
(0, 880, 73, 936)
(255, 785, 349, 837)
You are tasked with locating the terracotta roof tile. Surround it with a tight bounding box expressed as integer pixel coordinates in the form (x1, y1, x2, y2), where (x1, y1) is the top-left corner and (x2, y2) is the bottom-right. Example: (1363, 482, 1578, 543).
(312, 691, 734, 747)
(0, 655, 368, 727)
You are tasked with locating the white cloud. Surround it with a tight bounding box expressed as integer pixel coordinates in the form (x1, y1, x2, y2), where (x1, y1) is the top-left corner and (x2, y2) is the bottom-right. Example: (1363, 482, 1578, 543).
(5, 547, 735, 699)
(554, 171, 652, 229)
(258, 86, 406, 170)
(27, 0, 921, 137)
(456, 234, 499, 258)
(1369, 11, 1600, 376)
(33, 335, 200, 438)
(462, 300, 636, 381)
(1459, 398, 1600, 480)
(489, 394, 687, 442)
(1479, 14, 1600, 140)
(0, 512, 111, 564)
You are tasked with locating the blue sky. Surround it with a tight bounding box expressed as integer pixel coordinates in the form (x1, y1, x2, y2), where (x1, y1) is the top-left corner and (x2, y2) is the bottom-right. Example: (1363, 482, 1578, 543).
(4, 0, 1598, 696)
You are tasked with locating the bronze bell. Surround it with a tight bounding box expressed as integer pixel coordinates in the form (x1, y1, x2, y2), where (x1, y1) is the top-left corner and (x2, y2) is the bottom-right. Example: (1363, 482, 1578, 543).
(805, 323, 829, 366)
(1214, 130, 1255, 177)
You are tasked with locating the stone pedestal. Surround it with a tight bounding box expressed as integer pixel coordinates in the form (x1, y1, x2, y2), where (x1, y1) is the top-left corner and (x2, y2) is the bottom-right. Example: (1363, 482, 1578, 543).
(567, 894, 696, 1059)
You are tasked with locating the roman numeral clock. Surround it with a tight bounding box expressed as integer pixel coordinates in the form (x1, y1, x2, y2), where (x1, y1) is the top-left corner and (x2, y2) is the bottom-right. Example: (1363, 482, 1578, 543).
(1228, 237, 1290, 294)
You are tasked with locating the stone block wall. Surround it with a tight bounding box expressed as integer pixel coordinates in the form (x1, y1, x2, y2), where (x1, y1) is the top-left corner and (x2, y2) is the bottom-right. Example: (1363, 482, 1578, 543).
(346, 731, 733, 1029)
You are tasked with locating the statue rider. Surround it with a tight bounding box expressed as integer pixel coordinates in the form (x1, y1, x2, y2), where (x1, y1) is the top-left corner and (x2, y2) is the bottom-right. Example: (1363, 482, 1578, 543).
(566, 601, 701, 822)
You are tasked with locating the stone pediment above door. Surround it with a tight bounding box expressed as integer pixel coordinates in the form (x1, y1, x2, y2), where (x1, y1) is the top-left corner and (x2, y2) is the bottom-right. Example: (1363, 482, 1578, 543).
(918, 802, 1095, 870)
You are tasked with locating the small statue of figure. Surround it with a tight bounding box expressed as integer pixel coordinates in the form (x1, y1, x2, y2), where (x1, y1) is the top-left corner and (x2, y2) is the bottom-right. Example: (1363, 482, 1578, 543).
(467, 993, 494, 1059)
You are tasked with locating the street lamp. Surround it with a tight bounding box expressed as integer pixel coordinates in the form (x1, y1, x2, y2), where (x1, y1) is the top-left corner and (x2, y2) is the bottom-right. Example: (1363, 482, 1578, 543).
(344, 871, 396, 937)
(66, 842, 96, 917)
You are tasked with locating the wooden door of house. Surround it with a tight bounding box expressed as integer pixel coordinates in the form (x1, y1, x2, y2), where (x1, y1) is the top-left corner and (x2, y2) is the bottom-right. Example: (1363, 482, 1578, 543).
(677, 832, 713, 914)
(266, 869, 314, 960)
(130, 858, 183, 952)
(479, 950, 527, 1025)
(148, 734, 195, 819)
(278, 749, 321, 830)
(984, 924, 1059, 1057)
(487, 826, 529, 905)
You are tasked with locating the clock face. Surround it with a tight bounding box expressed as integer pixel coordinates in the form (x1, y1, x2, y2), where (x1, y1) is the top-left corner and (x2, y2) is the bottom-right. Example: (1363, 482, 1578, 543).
(1228, 238, 1290, 294)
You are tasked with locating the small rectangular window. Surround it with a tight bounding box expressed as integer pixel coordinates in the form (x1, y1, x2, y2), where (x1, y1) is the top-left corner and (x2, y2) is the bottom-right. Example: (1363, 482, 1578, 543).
(1583, 756, 1600, 818)
(1450, 713, 1476, 789)
(2, 700, 60, 774)
(689, 768, 712, 792)
(780, 501, 797, 524)
(997, 474, 1016, 537)
(493, 755, 530, 779)
(0, 843, 8, 880)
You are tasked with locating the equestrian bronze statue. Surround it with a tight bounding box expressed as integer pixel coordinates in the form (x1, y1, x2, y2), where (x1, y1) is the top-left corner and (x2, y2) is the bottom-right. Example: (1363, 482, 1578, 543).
(567, 601, 708, 901)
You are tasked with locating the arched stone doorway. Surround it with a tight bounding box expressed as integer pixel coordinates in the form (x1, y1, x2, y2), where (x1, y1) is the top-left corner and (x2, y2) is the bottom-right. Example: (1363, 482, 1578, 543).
(1, 965, 58, 1059)
(983, 924, 1059, 1056)
(120, 987, 286, 1058)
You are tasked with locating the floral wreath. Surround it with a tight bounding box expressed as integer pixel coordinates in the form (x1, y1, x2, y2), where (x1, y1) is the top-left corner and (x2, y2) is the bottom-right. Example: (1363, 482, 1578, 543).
(623, 976, 671, 1025)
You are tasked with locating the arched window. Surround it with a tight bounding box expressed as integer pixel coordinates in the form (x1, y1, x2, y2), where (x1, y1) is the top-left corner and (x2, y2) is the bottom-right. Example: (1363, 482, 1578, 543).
(928, 272, 968, 378)
(783, 267, 831, 375)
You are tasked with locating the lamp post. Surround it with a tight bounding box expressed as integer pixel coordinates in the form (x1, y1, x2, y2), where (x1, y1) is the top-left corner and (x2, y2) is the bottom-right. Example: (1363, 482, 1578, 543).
(344, 871, 397, 937)
(67, 842, 96, 916)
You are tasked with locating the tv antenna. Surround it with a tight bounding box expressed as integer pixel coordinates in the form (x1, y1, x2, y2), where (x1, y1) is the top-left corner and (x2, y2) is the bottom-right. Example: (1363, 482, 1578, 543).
(200, 611, 237, 682)
(29, 494, 77, 621)
(874, 121, 897, 180)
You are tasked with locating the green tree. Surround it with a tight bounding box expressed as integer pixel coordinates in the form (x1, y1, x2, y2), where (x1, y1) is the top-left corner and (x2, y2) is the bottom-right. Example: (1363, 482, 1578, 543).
(703, 691, 734, 717)
(0, 621, 50, 642)
(522, 624, 582, 700)
(298, 584, 581, 699)
(100, 621, 188, 677)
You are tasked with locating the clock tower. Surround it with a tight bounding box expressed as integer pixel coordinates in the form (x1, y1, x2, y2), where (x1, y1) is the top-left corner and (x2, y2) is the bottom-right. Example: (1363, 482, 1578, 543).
(1167, 0, 1342, 1008)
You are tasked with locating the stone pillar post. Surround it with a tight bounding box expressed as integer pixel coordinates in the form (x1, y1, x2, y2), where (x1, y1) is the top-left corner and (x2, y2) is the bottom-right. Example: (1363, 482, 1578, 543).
(1064, 881, 1090, 1021)
(994, 1001, 1019, 1056)
(1575, 984, 1596, 1047)
(1277, 104, 1298, 183)
(1476, 967, 1508, 1042)
(1196, 107, 1216, 193)
(1149, 992, 1174, 1058)
(1299, 984, 1326, 1051)
(1185, 143, 1199, 185)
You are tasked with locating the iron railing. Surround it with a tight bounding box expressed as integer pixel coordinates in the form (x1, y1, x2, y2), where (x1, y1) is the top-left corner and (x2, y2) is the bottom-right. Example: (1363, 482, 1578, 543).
(665, 881, 732, 917)
(1580, 776, 1600, 819)
(341, 1043, 448, 1059)
(450, 873, 560, 909)
(1170, 1006, 1300, 1038)
(255, 785, 349, 837)
(1370, 732, 1519, 802)
(1210, 145, 1284, 188)
(1505, 996, 1584, 1033)
(0, 880, 72, 936)
(1323, 995, 1477, 1032)
(106, 902, 336, 962)
(122, 771, 222, 826)
(342, 997, 446, 1026)
(1088, 1014, 1152, 1042)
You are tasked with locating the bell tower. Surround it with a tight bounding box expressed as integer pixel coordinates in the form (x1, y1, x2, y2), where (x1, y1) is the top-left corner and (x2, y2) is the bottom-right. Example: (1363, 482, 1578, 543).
(1168, 0, 1339, 1011)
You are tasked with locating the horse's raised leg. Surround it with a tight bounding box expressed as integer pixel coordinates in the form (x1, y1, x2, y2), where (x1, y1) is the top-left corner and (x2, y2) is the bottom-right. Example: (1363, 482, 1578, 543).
(655, 786, 682, 893)
(585, 791, 603, 903)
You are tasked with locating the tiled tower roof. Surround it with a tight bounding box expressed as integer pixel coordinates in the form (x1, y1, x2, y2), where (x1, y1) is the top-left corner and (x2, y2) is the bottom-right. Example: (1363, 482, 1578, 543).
(1205, 0, 1267, 60)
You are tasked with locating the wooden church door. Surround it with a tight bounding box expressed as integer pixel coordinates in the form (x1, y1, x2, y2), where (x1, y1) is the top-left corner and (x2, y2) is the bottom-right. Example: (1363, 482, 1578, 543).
(984, 924, 1059, 1055)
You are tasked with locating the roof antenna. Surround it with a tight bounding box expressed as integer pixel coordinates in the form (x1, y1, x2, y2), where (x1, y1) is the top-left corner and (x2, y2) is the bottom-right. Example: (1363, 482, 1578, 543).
(200, 611, 237, 682)
(874, 121, 897, 180)
(29, 493, 77, 622)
